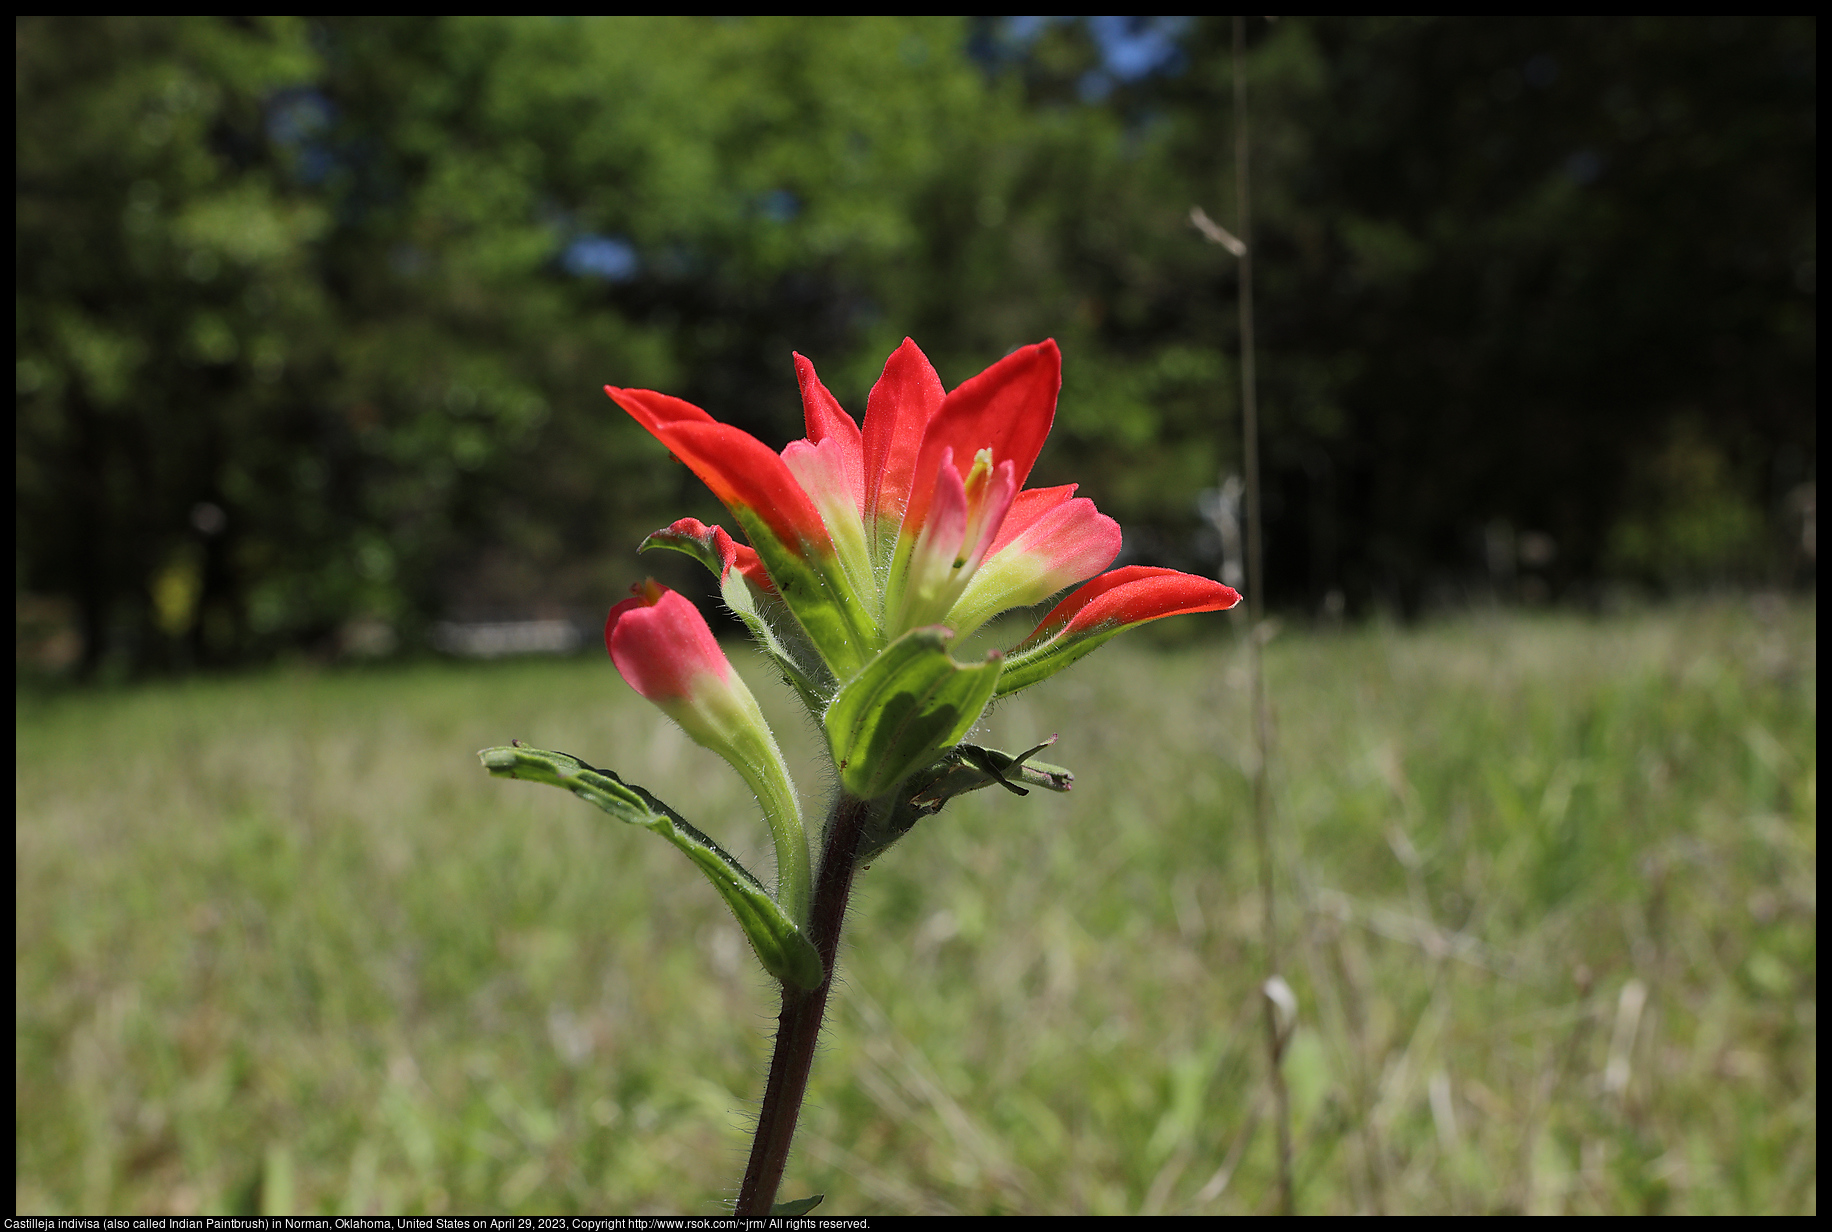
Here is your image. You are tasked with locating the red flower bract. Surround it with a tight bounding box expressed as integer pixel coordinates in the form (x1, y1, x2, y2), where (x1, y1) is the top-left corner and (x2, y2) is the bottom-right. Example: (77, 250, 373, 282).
(606, 390, 834, 559)
(1024, 566, 1243, 645)
(607, 338, 1241, 686)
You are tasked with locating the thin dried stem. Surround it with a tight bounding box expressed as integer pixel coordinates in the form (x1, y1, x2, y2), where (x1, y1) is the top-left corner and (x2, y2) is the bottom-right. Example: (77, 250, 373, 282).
(1232, 13, 1295, 1216)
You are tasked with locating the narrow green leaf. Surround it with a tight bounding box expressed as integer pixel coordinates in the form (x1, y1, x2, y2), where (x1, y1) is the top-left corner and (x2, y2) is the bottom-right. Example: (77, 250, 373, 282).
(912, 738, 1075, 807)
(993, 623, 1132, 696)
(823, 627, 1003, 799)
(770, 1195, 824, 1216)
(479, 744, 824, 990)
(859, 738, 1075, 863)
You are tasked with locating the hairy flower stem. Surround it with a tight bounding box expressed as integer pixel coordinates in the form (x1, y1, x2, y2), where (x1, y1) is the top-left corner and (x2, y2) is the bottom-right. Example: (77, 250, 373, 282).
(734, 790, 873, 1217)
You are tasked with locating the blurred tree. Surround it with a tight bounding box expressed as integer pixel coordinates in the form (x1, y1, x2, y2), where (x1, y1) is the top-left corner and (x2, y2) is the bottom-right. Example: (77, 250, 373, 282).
(975, 15, 1814, 610)
(16, 17, 1815, 675)
(1231, 17, 1815, 608)
(18, 17, 325, 673)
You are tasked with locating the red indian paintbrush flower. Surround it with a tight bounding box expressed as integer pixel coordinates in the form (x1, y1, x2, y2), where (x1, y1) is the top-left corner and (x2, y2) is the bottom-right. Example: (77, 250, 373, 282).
(478, 341, 1247, 1211)
(607, 338, 1239, 700)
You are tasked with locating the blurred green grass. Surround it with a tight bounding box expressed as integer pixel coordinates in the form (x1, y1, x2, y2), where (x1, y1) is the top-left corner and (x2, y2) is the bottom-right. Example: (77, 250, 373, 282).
(15, 600, 1816, 1214)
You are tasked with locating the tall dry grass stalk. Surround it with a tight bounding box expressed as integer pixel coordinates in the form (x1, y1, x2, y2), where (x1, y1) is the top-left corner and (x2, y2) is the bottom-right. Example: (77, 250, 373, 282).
(1194, 14, 1295, 1214)
(1235, 15, 1294, 1214)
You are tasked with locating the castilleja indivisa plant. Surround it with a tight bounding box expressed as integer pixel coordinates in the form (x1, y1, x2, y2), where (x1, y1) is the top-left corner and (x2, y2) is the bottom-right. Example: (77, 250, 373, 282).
(482, 338, 1240, 1213)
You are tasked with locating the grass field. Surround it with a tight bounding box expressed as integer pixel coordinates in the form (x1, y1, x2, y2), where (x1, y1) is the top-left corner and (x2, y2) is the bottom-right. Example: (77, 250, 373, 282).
(15, 599, 1816, 1214)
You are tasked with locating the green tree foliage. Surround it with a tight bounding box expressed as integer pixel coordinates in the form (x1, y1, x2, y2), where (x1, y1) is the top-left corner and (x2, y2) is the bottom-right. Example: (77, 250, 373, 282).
(16, 17, 1815, 674)
(18, 18, 328, 672)
(1254, 18, 1816, 607)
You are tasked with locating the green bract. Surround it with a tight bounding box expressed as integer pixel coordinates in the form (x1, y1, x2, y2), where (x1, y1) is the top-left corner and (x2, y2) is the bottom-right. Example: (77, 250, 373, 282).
(822, 626, 1004, 799)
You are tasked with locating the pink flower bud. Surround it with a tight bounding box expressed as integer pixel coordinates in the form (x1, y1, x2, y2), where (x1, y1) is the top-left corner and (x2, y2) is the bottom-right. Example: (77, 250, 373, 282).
(605, 578, 734, 706)
(604, 579, 810, 922)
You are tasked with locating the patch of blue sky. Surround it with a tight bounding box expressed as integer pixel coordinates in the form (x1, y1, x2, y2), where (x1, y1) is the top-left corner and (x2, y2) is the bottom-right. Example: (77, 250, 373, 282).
(1087, 15, 1191, 81)
(1081, 15, 1192, 100)
(266, 87, 337, 185)
(999, 16, 1193, 102)
(563, 235, 640, 282)
(758, 190, 800, 223)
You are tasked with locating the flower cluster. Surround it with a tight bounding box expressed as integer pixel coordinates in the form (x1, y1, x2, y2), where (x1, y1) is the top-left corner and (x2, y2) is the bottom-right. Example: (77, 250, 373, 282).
(460, 336, 1254, 1212)
(601, 339, 1239, 929)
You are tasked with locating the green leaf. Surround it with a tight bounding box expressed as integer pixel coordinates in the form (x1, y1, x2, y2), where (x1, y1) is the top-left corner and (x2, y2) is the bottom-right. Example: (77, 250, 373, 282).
(912, 738, 1075, 807)
(770, 1195, 824, 1216)
(859, 737, 1074, 863)
(993, 623, 1134, 696)
(478, 744, 824, 991)
(823, 626, 1003, 799)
